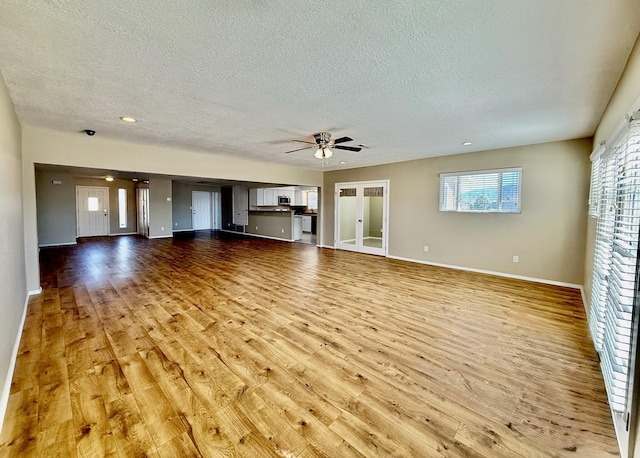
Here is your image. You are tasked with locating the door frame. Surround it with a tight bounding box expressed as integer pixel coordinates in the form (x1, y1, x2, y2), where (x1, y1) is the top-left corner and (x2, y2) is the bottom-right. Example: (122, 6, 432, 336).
(76, 185, 110, 237)
(334, 180, 389, 256)
(192, 191, 213, 230)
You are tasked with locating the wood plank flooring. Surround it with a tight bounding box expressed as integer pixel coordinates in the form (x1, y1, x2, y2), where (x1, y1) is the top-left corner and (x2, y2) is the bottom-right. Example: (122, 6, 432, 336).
(0, 231, 619, 457)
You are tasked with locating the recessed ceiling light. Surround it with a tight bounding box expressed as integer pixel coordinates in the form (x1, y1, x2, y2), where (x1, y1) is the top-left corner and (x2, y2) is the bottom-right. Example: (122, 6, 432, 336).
(105, 176, 114, 182)
(132, 178, 138, 182)
(339, 161, 346, 164)
(119, 116, 136, 123)
(462, 141, 472, 146)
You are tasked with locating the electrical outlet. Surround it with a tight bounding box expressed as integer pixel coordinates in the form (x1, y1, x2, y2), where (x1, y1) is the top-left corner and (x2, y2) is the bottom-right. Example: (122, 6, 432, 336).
(256, 226, 259, 230)
(175, 222, 178, 226)
(161, 227, 164, 231)
(281, 229, 285, 233)
(513, 255, 519, 263)
(423, 245, 429, 252)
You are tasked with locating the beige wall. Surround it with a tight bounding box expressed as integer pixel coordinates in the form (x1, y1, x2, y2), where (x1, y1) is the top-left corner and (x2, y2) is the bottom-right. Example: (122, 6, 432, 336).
(35, 170, 138, 245)
(246, 211, 293, 240)
(21, 126, 323, 290)
(35, 170, 76, 245)
(0, 71, 27, 421)
(172, 182, 221, 231)
(148, 177, 173, 238)
(323, 138, 592, 285)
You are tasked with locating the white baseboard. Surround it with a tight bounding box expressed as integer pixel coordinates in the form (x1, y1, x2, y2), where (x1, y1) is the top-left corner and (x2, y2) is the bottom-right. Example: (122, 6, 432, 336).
(38, 241, 77, 248)
(0, 289, 37, 431)
(172, 229, 195, 233)
(148, 235, 173, 239)
(242, 232, 294, 243)
(386, 255, 582, 290)
(109, 232, 138, 236)
(317, 244, 335, 249)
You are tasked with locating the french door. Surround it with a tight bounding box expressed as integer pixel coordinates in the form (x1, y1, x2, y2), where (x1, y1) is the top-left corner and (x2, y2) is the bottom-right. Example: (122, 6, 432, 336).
(335, 180, 389, 256)
(76, 186, 109, 237)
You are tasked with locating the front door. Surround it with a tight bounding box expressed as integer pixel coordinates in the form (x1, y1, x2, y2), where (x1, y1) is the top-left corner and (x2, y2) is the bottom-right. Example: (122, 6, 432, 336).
(335, 180, 389, 256)
(76, 186, 110, 237)
(192, 191, 212, 230)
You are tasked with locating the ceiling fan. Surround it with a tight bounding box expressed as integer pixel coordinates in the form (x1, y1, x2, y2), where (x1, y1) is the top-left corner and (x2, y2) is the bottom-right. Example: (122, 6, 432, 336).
(284, 132, 362, 161)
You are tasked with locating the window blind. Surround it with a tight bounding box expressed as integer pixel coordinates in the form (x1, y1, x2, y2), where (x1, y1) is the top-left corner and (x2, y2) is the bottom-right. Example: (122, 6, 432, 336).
(439, 167, 522, 213)
(589, 116, 640, 413)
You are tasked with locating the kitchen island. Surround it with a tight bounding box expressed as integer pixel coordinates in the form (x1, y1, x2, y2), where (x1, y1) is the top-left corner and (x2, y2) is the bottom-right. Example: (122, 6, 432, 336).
(246, 210, 302, 241)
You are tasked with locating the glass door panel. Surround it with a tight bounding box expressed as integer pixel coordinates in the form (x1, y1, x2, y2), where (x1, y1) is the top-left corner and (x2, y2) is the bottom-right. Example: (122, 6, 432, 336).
(362, 187, 384, 250)
(338, 187, 357, 247)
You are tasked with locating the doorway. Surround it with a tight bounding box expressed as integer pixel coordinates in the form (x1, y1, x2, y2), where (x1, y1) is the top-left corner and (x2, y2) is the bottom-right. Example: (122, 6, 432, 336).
(335, 180, 389, 256)
(192, 191, 221, 230)
(76, 186, 110, 237)
(137, 188, 149, 238)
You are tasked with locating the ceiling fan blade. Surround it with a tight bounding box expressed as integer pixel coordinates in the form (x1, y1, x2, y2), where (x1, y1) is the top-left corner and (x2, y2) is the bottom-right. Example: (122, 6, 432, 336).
(334, 145, 362, 152)
(332, 136, 353, 144)
(292, 140, 317, 145)
(284, 146, 313, 154)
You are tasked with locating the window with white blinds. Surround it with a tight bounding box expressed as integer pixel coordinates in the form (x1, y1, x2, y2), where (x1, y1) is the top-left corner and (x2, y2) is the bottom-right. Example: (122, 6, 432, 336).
(439, 167, 522, 213)
(589, 115, 640, 414)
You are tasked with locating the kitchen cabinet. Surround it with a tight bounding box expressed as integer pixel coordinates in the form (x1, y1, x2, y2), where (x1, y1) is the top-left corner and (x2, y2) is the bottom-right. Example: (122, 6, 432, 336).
(294, 190, 308, 206)
(264, 188, 278, 206)
(249, 188, 259, 207)
(232, 185, 248, 225)
(302, 215, 312, 232)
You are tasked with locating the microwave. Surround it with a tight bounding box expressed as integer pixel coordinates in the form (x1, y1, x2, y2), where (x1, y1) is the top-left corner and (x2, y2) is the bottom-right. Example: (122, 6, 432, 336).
(278, 195, 291, 205)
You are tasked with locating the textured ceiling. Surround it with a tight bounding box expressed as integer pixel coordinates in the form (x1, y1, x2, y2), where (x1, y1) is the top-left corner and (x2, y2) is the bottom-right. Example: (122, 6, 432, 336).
(1, 1, 639, 171)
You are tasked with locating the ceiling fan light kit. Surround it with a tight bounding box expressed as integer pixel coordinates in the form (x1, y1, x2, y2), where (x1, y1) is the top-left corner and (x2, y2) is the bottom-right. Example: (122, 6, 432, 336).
(284, 131, 362, 165)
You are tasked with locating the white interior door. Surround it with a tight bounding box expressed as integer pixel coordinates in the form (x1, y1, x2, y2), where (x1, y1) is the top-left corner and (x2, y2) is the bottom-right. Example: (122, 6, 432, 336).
(137, 188, 149, 238)
(335, 181, 388, 256)
(76, 186, 110, 237)
(192, 191, 212, 230)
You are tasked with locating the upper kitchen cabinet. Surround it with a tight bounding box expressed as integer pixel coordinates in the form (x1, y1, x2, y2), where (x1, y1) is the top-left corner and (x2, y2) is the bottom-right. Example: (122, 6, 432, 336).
(293, 190, 308, 206)
(249, 186, 317, 207)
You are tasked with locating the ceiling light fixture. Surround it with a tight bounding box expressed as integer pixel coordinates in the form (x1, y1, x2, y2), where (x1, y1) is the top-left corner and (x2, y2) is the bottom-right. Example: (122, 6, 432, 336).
(314, 147, 333, 159)
(105, 176, 114, 182)
(462, 141, 472, 146)
(132, 178, 138, 182)
(119, 116, 136, 123)
(339, 161, 346, 164)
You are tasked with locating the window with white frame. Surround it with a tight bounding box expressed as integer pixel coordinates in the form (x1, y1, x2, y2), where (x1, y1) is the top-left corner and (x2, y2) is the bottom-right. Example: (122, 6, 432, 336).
(439, 167, 522, 213)
(118, 188, 127, 228)
(589, 113, 640, 419)
(307, 190, 318, 210)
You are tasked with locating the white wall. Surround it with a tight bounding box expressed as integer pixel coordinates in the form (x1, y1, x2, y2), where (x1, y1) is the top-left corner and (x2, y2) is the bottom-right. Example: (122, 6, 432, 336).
(0, 71, 27, 424)
(21, 126, 323, 291)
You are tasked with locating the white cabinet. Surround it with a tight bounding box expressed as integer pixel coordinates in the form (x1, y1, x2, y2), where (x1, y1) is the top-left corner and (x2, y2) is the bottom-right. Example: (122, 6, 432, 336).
(249, 188, 259, 207)
(294, 190, 308, 206)
(302, 215, 312, 232)
(264, 188, 278, 206)
(232, 185, 248, 225)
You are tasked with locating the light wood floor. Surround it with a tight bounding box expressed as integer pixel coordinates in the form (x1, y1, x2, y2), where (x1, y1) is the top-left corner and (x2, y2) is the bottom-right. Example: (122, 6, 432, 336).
(1, 232, 619, 457)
